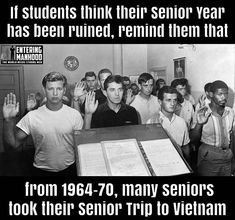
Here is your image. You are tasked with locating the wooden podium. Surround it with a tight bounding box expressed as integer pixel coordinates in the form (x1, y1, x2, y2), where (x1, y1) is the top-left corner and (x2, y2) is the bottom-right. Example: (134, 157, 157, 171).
(73, 124, 192, 176)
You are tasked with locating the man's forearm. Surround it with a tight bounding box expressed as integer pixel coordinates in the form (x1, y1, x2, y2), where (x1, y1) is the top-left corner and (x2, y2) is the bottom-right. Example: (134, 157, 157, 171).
(72, 99, 81, 111)
(3, 118, 20, 149)
(182, 144, 191, 165)
(83, 114, 92, 129)
(189, 123, 203, 143)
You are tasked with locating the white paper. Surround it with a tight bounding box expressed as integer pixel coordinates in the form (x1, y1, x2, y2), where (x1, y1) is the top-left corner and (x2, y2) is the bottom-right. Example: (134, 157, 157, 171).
(140, 139, 190, 176)
(102, 139, 151, 176)
(77, 143, 108, 176)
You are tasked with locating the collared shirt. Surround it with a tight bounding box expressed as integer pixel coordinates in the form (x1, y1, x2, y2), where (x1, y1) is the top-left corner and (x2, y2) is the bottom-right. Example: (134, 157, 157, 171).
(91, 102, 138, 128)
(147, 111, 190, 148)
(179, 99, 194, 129)
(192, 106, 235, 148)
(130, 94, 160, 124)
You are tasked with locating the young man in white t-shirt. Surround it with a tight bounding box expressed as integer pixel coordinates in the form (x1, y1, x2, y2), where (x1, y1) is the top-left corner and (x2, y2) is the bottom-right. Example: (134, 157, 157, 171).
(130, 73, 160, 124)
(3, 72, 83, 176)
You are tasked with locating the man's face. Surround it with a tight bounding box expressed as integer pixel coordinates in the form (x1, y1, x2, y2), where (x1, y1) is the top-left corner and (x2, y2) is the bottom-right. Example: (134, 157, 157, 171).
(210, 88, 228, 107)
(86, 76, 96, 91)
(175, 85, 187, 97)
(123, 80, 131, 89)
(44, 81, 65, 104)
(105, 82, 124, 104)
(140, 79, 153, 96)
(99, 72, 111, 90)
(160, 93, 178, 113)
(159, 81, 166, 89)
(131, 84, 139, 96)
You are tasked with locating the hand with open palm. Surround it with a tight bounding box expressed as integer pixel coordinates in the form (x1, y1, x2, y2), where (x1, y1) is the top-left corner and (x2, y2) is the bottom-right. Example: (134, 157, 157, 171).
(198, 94, 207, 108)
(125, 89, 135, 105)
(196, 105, 211, 125)
(3, 93, 19, 120)
(85, 91, 98, 115)
(73, 82, 86, 100)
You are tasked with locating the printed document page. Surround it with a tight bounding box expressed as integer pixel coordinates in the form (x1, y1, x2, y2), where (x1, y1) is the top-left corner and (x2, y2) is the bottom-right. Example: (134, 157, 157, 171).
(101, 139, 151, 176)
(140, 139, 191, 176)
(77, 143, 108, 176)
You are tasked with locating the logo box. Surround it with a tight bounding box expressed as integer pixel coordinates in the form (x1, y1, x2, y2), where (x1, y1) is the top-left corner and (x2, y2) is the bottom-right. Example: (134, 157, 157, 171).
(1, 45, 43, 64)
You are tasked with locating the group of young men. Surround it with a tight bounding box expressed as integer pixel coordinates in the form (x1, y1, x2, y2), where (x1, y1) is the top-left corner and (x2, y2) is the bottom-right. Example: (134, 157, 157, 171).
(2, 69, 235, 176)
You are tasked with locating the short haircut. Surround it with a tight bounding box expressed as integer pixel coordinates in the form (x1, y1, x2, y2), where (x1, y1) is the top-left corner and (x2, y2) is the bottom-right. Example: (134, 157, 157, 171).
(180, 78, 188, 86)
(104, 75, 123, 90)
(210, 80, 228, 93)
(156, 78, 166, 89)
(98, 68, 112, 80)
(123, 76, 130, 82)
(42, 72, 67, 88)
(130, 82, 138, 89)
(204, 82, 212, 93)
(85, 71, 96, 79)
(156, 78, 165, 85)
(138, 72, 154, 84)
(171, 78, 187, 88)
(81, 77, 86, 82)
(158, 86, 178, 101)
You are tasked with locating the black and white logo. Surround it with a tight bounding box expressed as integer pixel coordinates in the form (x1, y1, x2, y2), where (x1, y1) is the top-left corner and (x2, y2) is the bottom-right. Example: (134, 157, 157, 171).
(1, 45, 43, 64)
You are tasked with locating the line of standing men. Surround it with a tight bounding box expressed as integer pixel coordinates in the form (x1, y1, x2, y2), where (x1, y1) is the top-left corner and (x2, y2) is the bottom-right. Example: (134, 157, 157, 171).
(2, 70, 235, 176)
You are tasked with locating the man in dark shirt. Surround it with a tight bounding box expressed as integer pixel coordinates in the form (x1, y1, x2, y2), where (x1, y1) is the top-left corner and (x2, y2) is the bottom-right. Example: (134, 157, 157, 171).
(84, 75, 138, 128)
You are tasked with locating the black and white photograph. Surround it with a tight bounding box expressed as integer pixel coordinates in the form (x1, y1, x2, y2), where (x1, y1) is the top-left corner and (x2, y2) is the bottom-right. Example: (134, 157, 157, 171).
(0, 43, 234, 177)
(1, 0, 235, 218)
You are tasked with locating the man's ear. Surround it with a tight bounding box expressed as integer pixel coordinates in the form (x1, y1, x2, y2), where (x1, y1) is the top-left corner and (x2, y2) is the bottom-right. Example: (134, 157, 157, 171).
(104, 90, 107, 97)
(209, 91, 213, 99)
(63, 87, 66, 95)
(158, 99, 162, 106)
(43, 87, 46, 95)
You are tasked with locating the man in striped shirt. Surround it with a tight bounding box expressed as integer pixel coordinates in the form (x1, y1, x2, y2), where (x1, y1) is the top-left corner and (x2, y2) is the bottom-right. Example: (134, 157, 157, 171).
(190, 80, 234, 176)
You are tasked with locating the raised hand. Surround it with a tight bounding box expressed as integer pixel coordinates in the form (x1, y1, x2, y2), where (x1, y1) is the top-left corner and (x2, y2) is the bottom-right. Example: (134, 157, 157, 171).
(198, 94, 207, 108)
(27, 93, 37, 111)
(3, 93, 19, 119)
(125, 89, 135, 105)
(73, 82, 86, 100)
(85, 91, 98, 115)
(196, 105, 211, 125)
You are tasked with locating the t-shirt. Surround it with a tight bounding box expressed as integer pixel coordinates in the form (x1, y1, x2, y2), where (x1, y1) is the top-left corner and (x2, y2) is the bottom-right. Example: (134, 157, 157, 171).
(17, 104, 83, 172)
(91, 102, 138, 128)
(130, 94, 160, 124)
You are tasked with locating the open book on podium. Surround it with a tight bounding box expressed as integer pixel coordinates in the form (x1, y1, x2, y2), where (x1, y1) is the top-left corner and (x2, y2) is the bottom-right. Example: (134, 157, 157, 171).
(74, 124, 192, 176)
